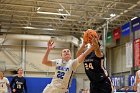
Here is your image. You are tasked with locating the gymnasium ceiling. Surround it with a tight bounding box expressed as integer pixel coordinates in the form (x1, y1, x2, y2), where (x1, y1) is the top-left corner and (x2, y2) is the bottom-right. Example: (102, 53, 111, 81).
(0, 0, 140, 38)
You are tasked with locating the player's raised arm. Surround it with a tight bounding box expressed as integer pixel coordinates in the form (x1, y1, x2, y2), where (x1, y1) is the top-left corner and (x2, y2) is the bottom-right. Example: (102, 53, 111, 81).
(76, 42, 87, 57)
(77, 44, 94, 63)
(91, 36, 103, 58)
(136, 70, 140, 85)
(42, 40, 55, 66)
(76, 31, 88, 57)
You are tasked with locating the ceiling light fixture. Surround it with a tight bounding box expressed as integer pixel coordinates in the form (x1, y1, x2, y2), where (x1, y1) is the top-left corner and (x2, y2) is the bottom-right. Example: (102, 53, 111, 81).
(37, 7, 40, 11)
(23, 26, 37, 29)
(110, 13, 116, 17)
(131, 17, 138, 20)
(42, 28, 55, 31)
(23, 26, 55, 31)
(37, 11, 70, 16)
(58, 9, 63, 11)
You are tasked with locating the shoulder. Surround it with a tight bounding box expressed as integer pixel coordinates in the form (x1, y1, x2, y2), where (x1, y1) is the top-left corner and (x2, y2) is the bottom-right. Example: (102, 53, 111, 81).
(95, 51, 104, 58)
(3, 77, 7, 79)
(18, 76, 26, 81)
(3, 77, 9, 81)
(12, 76, 17, 79)
(3, 77, 8, 80)
(55, 59, 63, 64)
(52, 59, 61, 62)
(56, 59, 62, 62)
(14, 75, 18, 77)
(71, 59, 79, 66)
(70, 59, 76, 63)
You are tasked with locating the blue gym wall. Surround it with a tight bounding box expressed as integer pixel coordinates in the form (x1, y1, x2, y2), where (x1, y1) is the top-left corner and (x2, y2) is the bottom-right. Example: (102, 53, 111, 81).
(8, 77, 76, 93)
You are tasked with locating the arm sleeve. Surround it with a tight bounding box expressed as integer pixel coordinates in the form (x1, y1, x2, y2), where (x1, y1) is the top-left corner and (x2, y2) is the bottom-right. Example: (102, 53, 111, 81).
(24, 78, 27, 93)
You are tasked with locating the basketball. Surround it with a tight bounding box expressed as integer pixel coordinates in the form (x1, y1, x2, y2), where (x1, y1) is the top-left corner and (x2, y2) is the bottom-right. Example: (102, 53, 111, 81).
(83, 31, 89, 44)
(83, 29, 98, 43)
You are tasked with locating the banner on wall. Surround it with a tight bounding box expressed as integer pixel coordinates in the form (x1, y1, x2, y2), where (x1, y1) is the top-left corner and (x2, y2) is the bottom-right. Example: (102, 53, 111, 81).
(126, 42, 133, 68)
(128, 75, 136, 86)
(113, 27, 121, 40)
(134, 38, 140, 66)
(131, 17, 140, 32)
(121, 22, 130, 37)
(111, 76, 125, 86)
(106, 32, 112, 43)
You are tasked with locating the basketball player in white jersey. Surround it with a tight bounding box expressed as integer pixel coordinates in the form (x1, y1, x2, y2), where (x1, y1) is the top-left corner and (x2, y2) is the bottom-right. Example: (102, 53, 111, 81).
(0, 71, 11, 93)
(135, 70, 140, 92)
(42, 39, 95, 93)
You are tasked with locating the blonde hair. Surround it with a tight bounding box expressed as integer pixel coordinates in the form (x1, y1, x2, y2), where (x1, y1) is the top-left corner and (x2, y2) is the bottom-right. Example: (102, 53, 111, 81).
(0, 71, 4, 78)
(17, 68, 22, 71)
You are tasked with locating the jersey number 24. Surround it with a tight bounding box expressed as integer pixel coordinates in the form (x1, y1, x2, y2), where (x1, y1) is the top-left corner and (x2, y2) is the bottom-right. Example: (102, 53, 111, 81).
(84, 63, 94, 70)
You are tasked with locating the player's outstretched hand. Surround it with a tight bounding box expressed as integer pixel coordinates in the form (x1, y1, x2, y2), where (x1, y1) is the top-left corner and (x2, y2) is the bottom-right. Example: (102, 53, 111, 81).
(47, 40, 55, 50)
(91, 36, 99, 51)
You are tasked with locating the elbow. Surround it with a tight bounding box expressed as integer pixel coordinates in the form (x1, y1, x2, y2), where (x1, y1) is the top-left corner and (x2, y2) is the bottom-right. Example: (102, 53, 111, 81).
(42, 57, 48, 65)
(42, 61, 44, 65)
(42, 60, 46, 65)
(42, 60, 51, 66)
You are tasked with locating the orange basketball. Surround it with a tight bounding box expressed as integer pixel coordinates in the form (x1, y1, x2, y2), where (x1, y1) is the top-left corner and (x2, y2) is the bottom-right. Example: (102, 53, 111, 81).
(83, 29, 98, 43)
(83, 31, 89, 43)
